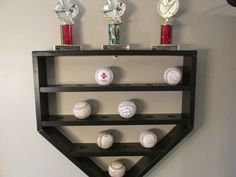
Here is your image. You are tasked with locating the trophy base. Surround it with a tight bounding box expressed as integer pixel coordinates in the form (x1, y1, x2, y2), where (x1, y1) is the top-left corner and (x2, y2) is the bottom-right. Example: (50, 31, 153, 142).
(54, 45, 82, 51)
(102, 44, 130, 50)
(152, 44, 180, 50)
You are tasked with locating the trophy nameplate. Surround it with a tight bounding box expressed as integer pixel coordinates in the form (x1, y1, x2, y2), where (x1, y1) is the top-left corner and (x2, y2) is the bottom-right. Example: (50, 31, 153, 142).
(54, 45, 82, 51)
(102, 44, 130, 50)
(152, 44, 179, 50)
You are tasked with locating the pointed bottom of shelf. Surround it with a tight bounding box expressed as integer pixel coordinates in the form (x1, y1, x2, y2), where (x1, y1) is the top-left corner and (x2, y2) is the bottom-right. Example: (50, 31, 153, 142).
(39, 124, 192, 177)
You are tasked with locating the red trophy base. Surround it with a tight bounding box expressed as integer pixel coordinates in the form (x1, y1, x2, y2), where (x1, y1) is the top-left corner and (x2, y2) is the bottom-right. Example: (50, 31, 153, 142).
(61, 24, 73, 45)
(54, 24, 81, 51)
(152, 23, 179, 50)
(160, 23, 172, 44)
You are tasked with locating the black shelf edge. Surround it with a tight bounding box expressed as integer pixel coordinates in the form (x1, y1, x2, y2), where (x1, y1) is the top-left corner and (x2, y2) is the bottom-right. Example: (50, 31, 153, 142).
(32, 50, 197, 57)
(41, 114, 185, 127)
(40, 84, 191, 93)
(71, 143, 162, 157)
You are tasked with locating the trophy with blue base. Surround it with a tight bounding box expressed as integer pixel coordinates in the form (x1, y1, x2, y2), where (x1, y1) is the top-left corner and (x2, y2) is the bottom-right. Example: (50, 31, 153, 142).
(102, 0, 129, 50)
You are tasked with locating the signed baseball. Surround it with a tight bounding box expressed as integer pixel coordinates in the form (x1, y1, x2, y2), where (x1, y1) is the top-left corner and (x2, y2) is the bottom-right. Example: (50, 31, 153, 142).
(140, 131, 158, 148)
(108, 160, 126, 177)
(95, 67, 114, 85)
(73, 101, 91, 119)
(97, 131, 114, 149)
(164, 67, 182, 85)
(118, 100, 136, 119)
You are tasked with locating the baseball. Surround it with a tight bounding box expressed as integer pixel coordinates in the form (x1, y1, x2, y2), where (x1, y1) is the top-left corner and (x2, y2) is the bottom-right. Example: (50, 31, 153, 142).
(163, 67, 182, 85)
(97, 131, 114, 149)
(108, 160, 126, 177)
(118, 100, 136, 119)
(95, 67, 114, 85)
(140, 131, 158, 148)
(73, 101, 91, 119)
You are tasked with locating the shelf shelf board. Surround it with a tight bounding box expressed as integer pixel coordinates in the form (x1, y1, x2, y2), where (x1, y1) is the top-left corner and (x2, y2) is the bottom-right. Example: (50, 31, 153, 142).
(40, 84, 191, 93)
(71, 143, 160, 157)
(70, 125, 191, 157)
(41, 114, 185, 127)
(32, 49, 197, 57)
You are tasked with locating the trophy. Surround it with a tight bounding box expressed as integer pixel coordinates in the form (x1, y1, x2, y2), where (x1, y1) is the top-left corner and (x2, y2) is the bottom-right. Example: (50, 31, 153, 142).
(152, 0, 180, 50)
(102, 0, 129, 50)
(54, 0, 82, 50)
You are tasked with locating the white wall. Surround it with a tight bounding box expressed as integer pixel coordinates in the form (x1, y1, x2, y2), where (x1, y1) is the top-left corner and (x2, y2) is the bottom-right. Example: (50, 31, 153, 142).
(0, 0, 236, 177)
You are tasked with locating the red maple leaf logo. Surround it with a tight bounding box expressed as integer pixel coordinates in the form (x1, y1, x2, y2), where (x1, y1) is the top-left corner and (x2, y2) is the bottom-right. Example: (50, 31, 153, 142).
(101, 73, 107, 79)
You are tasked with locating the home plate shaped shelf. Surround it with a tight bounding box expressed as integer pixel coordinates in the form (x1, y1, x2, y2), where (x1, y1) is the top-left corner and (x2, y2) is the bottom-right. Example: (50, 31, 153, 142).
(32, 50, 197, 177)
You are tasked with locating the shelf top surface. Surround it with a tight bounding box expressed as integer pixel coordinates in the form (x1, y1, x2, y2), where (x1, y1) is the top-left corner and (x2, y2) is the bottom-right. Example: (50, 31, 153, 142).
(32, 49, 197, 57)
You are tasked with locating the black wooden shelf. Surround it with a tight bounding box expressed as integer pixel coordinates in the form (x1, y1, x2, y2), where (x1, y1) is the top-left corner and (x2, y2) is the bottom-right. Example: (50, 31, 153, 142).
(41, 114, 185, 127)
(40, 84, 190, 93)
(33, 49, 197, 177)
(32, 49, 197, 57)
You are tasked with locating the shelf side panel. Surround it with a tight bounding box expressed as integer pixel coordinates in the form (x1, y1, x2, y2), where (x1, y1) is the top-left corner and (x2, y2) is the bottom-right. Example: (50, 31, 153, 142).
(33, 56, 49, 130)
(182, 55, 197, 128)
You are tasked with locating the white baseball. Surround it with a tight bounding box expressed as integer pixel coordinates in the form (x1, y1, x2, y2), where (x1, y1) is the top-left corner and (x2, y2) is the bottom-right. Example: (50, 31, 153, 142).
(73, 101, 91, 119)
(97, 131, 114, 149)
(108, 160, 126, 177)
(140, 131, 158, 148)
(118, 101, 136, 119)
(163, 67, 182, 85)
(95, 67, 114, 85)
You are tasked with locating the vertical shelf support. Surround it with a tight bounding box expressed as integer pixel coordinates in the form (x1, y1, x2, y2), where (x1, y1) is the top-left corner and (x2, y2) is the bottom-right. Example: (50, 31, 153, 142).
(182, 55, 197, 129)
(33, 56, 49, 131)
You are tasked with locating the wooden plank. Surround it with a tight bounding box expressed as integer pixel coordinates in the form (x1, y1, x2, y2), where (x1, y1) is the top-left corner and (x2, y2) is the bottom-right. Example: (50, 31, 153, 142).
(71, 143, 164, 157)
(40, 83, 191, 93)
(32, 50, 197, 57)
(41, 114, 185, 126)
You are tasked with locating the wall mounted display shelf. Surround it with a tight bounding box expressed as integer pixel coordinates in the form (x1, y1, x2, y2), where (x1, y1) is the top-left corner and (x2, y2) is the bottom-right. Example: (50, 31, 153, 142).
(32, 49, 197, 177)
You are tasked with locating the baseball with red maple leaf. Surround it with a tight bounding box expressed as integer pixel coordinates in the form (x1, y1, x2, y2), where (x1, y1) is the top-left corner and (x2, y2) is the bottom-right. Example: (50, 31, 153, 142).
(95, 67, 114, 85)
